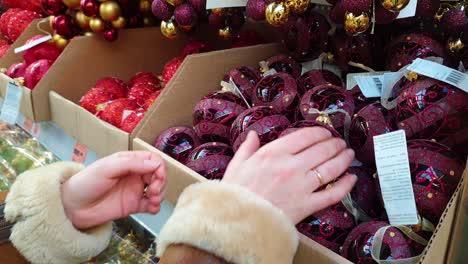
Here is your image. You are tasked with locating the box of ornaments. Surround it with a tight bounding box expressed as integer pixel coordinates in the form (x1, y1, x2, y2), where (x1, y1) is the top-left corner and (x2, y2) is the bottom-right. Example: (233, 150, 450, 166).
(132, 39, 468, 264)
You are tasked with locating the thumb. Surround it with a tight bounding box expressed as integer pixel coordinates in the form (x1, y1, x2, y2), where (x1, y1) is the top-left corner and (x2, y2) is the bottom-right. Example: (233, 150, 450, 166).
(228, 131, 260, 169)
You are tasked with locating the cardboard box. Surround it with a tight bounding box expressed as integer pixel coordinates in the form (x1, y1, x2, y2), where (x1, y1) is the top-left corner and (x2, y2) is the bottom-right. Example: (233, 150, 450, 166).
(0, 18, 70, 121)
(132, 45, 467, 264)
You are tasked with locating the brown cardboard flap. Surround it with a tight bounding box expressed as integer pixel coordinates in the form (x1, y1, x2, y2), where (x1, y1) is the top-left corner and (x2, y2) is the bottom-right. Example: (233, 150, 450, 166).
(50, 91, 128, 157)
(133, 138, 206, 204)
(295, 234, 351, 263)
(0, 74, 34, 119)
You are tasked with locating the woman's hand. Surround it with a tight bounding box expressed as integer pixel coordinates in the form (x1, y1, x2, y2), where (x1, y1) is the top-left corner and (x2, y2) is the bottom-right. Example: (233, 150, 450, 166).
(61, 151, 166, 230)
(223, 128, 357, 224)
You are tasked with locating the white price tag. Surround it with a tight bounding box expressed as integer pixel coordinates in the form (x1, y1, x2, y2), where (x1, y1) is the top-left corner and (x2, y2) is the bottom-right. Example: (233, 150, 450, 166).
(354, 74, 384, 98)
(0, 82, 23, 124)
(14, 35, 52, 54)
(263, 68, 277, 76)
(373, 130, 419, 226)
(396, 0, 417, 19)
(206, 0, 246, 9)
(407, 58, 468, 92)
(301, 57, 323, 74)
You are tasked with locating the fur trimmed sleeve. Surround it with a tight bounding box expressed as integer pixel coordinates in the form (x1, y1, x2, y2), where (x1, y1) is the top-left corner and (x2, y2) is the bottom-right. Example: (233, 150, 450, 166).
(4, 162, 113, 264)
(157, 181, 299, 264)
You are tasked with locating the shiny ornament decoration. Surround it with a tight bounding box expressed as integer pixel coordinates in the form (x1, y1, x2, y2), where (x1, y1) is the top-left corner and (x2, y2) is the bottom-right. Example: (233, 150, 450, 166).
(174, 3, 198, 31)
(6, 62, 28, 79)
(166, 0, 184, 6)
(111, 16, 126, 29)
(81, 0, 100, 17)
(441, 8, 468, 37)
(23, 35, 62, 63)
(348, 166, 384, 219)
(89, 17, 105, 32)
(264, 55, 302, 79)
(103, 28, 118, 42)
(99, 1, 121, 22)
(186, 142, 234, 180)
(75, 11, 91, 29)
(41, 0, 67, 16)
(152, 0, 174, 21)
(24, 59, 53, 89)
(218, 26, 232, 39)
(64, 0, 81, 9)
(98, 99, 138, 128)
(284, 0, 309, 14)
(52, 15, 76, 39)
(188, 0, 207, 14)
(52, 34, 69, 49)
(265, 2, 290, 27)
(223, 66, 261, 103)
(297, 70, 343, 95)
(154, 126, 202, 163)
(333, 32, 374, 73)
(380, 0, 410, 12)
(344, 12, 370, 36)
(446, 37, 465, 56)
(246, 0, 268, 21)
(139, 0, 152, 13)
(347, 85, 378, 114)
(161, 20, 178, 39)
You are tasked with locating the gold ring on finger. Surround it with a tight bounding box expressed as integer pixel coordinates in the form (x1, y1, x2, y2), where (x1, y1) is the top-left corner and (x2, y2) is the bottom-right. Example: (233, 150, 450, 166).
(312, 169, 324, 186)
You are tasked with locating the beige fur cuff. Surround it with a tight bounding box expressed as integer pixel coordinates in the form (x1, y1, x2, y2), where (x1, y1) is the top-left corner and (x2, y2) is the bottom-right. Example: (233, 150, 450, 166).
(5, 162, 113, 264)
(157, 181, 299, 264)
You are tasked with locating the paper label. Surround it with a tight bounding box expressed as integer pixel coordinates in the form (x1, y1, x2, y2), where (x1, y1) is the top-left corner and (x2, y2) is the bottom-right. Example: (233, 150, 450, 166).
(373, 130, 419, 225)
(14, 35, 52, 54)
(407, 58, 468, 92)
(396, 0, 417, 19)
(0, 82, 23, 124)
(206, 0, 246, 9)
(354, 74, 384, 97)
(263, 68, 277, 76)
(72, 142, 88, 163)
(301, 56, 323, 74)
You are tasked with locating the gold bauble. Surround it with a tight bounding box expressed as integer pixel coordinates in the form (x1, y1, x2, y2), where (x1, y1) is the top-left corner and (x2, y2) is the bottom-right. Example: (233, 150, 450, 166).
(84, 31, 95, 37)
(344, 12, 370, 36)
(161, 20, 178, 39)
(447, 38, 465, 54)
(75, 12, 91, 30)
(89, 17, 105, 32)
(143, 16, 156, 26)
(166, 0, 184, 6)
(380, 0, 410, 12)
(112, 16, 126, 29)
(265, 2, 290, 27)
(51, 33, 62, 43)
(63, 0, 80, 9)
(99, 1, 121, 22)
(55, 37, 69, 50)
(284, 0, 309, 15)
(218, 26, 232, 40)
(315, 114, 333, 127)
(48, 16, 55, 28)
(139, 0, 152, 13)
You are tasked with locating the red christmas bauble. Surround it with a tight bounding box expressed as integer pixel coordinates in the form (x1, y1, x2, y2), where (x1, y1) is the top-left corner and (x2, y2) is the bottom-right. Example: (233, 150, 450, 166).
(143, 90, 162, 110)
(103, 28, 119, 42)
(297, 70, 343, 96)
(79, 87, 119, 114)
(121, 108, 146, 133)
(162, 56, 183, 86)
(246, 0, 268, 21)
(182, 40, 212, 57)
(151, 0, 174, 21)
(23, 35, 62, 64)
(280, 120, 342, 138)
(393, 78, 468, 153)
(348, 166, 384, 219)
(6, 9, 41, 43)
(24, 59, 53, 89)
(264, 55, 303, 79)
(341, 221, 414, 263)
(385, 33, 446, 71)
(186, 142, 234, 180)
(223, 66, 262, 102)
(94, 77, 128, 98)
(333, 32, 374, 73)
(252, 72, 300, 119)
(347, 85, 378, 114)
(6, 62, 28, 79)
(349, 102, 396, 165)
(97, 98, 138, 128)
(52, 15, 76, 39)
(230, 106, 290, 151)
(174, 3, 198, 31)
(41, 0, 67, 16)
(81, 0, 100, 17)
(154, 126, 202, 163)
(129, 72, 160, 88)
(193, 92, 247, 144)
(128, 83, 158, 107)
(231, 29, 265, 48)
(297, 203, 356, 253)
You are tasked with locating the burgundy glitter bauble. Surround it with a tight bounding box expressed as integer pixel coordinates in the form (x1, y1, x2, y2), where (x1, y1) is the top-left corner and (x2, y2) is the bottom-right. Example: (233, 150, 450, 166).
(193, 92, 247, 144)
(348, 166, 384, 219)
(375, 1, 399, 24)
(342, 0, 372, 14)
(329, 0, 346, 24)
(297, 70, 343, 95)
(299, 84, 354, 137)
(103, 28, 118, 42)
(415, 0, 440, 19)
(280, 120, 342, 138)
(6, 62, 27, 79)
(407, 139, 465, 224)
(297, 203, 356, 253)
(333, 32, 374, 73)
(186, 142, 234, 180)
(52, 15, 75, 39)
(246, 0, 268, 21)
(252, 72, 300, 119)
(347, 85, 378, 114)
(349, 102, 396, 165)
(81, 0, 100, 17)
(385, 33, 446, 71)
(23, 35, 62, 64)
(393, 78, 468, 152)
(341, 221, 414, 263)
(441, 9, 468, 37)
(182, 40, 212, 57)
(229, 8, 246, 30)
(151, 0, 174, 21)
(188, 0, 206, 14)
(230, 106, 290, 151)
(24, 59, 52, 89)
(154, 126, 202, 164)
(223, 66, 261, 102)
(264, 55, 302, 79)
(41, 0, 67, 16)
(174, 3, 198, 31)
(283, 10, 330, 60)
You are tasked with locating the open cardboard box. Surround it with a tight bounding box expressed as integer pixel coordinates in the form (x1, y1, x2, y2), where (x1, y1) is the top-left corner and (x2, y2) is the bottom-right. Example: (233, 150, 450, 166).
(0, 18, 72, 121)
(132, 45, 467, 263)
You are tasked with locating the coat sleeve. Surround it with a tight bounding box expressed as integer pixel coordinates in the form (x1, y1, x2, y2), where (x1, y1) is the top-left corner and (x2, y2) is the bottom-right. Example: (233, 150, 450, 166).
(4, 162, 113, 264)
(156, 181, 299, 264)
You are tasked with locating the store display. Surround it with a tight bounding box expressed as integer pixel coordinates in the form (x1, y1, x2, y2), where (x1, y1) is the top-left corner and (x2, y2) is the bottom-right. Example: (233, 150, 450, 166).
(186, 142, 234, 180)
(154, 126, 201, 163)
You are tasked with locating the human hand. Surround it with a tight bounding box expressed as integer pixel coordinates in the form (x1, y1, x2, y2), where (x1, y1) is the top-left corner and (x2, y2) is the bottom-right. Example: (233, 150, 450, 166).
(223, 128, 357, 224)
(61, 151, 166, 230)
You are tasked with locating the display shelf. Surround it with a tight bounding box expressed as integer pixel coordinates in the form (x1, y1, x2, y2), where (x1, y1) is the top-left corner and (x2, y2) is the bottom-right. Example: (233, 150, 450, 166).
(0, 99, 173, 237)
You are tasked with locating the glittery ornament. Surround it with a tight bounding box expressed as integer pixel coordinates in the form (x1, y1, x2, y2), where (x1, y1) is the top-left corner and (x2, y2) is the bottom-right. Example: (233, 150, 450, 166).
(342, 0, 373, 14)
(344, 12, 370, 36)
(375, 1, 399, 24)
(182, 40, 212, 57)
(128, 83, 157, 106)
(154, 126, 202, 163)
(264, 55, 302, 78)
(98, 98, 138, 128)
(121, 108, 146, 133)
(99, 1, 122, 22)
(81, 0, 100, 17)
(186, 142, 234, 180)
(284, 0, 309, 14)
(265, 2, 290, 27)
(24, 59, 53, 89)
(151, 0, 174, 21)
(415, 0, 441, 19)
(246, 0, 268, 21)
(441, 9, 468, 37)
(347, 85, 378, 114)
(329, 0, 346, 24)
(333, 32, 374, 73)
(297, 70, 343, 95)
(348, 166, 384, 219)
(6, 62, 28, 79)
(5, 10, 41, 43)
(298, 203, 356, 253)
(161, 20, 178, 39)
(280, 120, 342, 138)
(52, 15, 76, 38)
(41, 0, 67, 16)
(94, 77, 128, 98)
(129, 72, 160, 88)
(380, 0, 410, 12)
(174, 3, 198, 31)
(23, 35, 62, 64)
(103, 28, 119, 41)
(223, 66, 261, 102)
(188, 0, 207, 14)
(166, 0, 184, 6)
